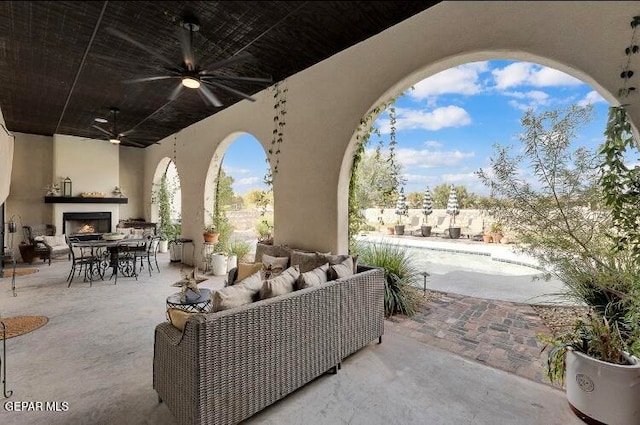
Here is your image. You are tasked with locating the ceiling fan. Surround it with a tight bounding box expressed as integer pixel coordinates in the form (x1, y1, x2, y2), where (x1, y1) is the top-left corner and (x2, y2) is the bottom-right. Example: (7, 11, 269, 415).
(91, 107, 149, 148)
(106, 15, 273, 107)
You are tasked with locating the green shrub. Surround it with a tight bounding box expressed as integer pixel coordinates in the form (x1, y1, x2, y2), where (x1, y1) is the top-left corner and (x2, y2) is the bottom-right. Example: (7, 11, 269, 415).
(227, 240, 251, 262)
(353, 241, 419, 317)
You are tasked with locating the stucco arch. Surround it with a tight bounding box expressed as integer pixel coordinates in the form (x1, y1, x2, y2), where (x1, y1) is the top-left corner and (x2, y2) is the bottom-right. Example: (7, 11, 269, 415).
(203, 131, 271, 229)
(337, 51, 621, 253)
(150, 156, 173, 224)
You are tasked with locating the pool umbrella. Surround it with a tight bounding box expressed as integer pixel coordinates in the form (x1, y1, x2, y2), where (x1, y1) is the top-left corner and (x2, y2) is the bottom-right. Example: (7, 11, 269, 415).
(422, 187, 433, 224)
(446, 184, 459, 225)
(395, 187, 408, 224)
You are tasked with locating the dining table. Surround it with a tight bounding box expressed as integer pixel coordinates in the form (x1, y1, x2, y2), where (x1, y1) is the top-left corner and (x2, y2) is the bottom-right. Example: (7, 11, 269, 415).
(72, 238, 148, 283)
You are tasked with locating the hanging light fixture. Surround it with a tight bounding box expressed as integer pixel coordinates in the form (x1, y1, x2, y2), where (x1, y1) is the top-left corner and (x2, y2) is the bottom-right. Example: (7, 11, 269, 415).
(181, 76, 201, 89)
(109, 137, 121, 144)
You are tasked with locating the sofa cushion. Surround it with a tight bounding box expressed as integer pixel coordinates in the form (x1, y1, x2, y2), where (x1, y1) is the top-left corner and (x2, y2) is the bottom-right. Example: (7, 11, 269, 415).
(236, 262, 263, 282)
(261, 254, 289, 279)
(296, 263, 329, 290)
(259, 265, 300, 300)
(42, 235, 67, 247)
(237, 270, 264, 294)
(212, 285, 256, 312)
(167, 308, 195, 331)
(329, 256, 356, 280)
(254, 243, 292, 263)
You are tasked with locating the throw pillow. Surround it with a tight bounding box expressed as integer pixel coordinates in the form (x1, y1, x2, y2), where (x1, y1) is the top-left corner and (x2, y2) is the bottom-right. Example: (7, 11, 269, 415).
(236, 262, 263, 282)
(297, 263, 329, 290)
(290, 250, 327, 273)
(259, 265, 300, 300)
(262, 254, 289, 279)
(211, 285, 256, 312)
(167, 308, 194, 331)
(328, 256, 355, 280)
(237, 270, 264, 294)
(254, 243, 292, 263)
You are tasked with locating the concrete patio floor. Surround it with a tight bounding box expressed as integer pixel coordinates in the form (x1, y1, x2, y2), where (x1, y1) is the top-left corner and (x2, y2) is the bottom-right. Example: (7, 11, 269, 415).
(0, 254, 582, 425)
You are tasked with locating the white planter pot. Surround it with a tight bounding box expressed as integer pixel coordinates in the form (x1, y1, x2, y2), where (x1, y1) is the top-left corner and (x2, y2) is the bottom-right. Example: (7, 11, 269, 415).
(566, 349, 640, 425)
(158, 240, 169, 253)
(210, 253, 228, 276)
(169, 242, 182, 263)
(226, 254, 238, 272)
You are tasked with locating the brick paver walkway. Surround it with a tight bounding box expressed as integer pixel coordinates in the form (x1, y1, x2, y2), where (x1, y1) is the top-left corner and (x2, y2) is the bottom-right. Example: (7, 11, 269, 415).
(385, 291, 554, 385)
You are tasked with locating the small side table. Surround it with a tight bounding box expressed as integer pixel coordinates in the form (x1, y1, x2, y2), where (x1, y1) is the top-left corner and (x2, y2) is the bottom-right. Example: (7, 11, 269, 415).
(166, 288, 212, 316)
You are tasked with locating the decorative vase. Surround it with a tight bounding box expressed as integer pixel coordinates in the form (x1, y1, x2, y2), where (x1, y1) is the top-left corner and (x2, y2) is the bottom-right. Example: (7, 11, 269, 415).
(421, 225, 432, 237)
(203, 232, 219, 244)
(158, 240, 169, 253)
(394, 225, 405, 236)
(210, 253, 227, 276)
(226, 254, 238, 272)
(566, 349, 640, 425)
(449, 227, 461, 239)
(169, 242, 182, 263)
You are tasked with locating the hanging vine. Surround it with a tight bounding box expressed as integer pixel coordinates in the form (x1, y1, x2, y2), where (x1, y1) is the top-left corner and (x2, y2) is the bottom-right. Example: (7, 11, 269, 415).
(264, 80, 288, 187)
(348, 96, 399, 248)
(618, 15, 640, 99)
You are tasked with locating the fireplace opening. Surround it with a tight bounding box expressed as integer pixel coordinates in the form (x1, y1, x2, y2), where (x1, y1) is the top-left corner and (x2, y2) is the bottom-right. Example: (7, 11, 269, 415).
(63, 212, 111, 241)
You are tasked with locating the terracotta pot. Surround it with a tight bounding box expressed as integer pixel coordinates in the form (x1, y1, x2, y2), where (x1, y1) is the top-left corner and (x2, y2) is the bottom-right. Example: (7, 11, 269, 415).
(203, 232, 219, 243)
(386, 227, 395, 235)
(491, 233, 503, 244)
(482, 234, 493, 243)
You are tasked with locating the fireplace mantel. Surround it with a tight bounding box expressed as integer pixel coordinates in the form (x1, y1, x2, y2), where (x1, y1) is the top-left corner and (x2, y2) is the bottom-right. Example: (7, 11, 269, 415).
(44, 196, 128, 204)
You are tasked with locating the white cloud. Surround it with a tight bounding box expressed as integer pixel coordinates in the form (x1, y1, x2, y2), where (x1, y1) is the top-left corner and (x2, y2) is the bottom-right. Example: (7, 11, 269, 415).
(379, 106, 472, 133)
(578, 90, 606, 107)
(492, 63, 583, 90)
(504, 90, 551, 111)
(424, 140, 443, 148)
(395, 147, 475, 168)
(223, 166, 252, 175)
(236, 177, 261, 186)
(409, 62, 489, 100)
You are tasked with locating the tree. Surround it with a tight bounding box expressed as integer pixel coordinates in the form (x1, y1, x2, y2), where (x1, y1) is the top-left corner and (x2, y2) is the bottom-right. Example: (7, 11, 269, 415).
(431, 184, 475, 209)
(406, 191, 423, 209)
(216, 168, 235, 210)
(353, 150, 402, 209)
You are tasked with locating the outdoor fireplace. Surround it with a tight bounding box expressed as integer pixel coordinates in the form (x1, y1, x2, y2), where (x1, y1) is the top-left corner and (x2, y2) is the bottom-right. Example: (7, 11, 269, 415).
(63, 212, 111, 241)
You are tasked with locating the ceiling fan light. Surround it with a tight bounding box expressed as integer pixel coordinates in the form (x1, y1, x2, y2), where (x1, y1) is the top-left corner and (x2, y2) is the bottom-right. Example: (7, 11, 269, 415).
(109, 138, 121, 144)
(182, 76, 201, 89)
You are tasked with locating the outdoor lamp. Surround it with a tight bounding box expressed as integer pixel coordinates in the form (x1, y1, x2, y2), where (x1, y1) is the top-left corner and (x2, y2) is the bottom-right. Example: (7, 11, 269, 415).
(62, 177, 73, 197)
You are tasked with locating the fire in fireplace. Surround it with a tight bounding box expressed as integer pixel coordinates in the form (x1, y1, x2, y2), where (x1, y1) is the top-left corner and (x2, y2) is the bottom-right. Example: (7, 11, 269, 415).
(63, 212, 112, 240)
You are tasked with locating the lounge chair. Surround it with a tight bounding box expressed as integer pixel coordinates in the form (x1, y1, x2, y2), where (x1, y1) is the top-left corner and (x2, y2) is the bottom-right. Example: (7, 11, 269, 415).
(461, 218, 484, 240)
(406, 215, 421, 236)
(430, 216, 448, 237)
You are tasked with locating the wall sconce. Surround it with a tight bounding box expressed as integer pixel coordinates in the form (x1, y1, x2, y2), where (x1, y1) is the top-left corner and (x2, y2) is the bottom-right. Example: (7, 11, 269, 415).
(62, 177, 73, 197)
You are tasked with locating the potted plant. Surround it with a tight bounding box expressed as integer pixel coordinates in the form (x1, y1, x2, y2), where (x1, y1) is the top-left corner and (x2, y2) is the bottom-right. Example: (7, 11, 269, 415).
(394, 187, 408, 236)
(490, 222, 503, 244)
(445, 184, 461, 239)
(421, 187, 433, 237)
(476, 105, 640, 425)
(225, 240, 251, 272)
(203, 224, 219, 244)
(168, 223, 183, 262)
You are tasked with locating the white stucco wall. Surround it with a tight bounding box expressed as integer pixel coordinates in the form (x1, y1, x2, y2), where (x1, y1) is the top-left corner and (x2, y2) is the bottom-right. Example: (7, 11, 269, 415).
(142, 1, 638, 261)
(0, 108, 13, 205)
(119, 146, 145, 220)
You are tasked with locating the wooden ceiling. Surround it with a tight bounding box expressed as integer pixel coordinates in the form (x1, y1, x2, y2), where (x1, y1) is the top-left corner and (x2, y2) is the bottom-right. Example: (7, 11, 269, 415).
(0, 1, 440, 147)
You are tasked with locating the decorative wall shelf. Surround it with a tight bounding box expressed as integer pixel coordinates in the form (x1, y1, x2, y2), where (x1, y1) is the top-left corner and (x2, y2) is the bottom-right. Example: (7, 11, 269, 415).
(44, 196, 128, 204)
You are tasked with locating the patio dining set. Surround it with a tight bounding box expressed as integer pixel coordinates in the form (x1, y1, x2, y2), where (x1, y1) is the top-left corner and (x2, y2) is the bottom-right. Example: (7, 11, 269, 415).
(66, 235, 161, 286)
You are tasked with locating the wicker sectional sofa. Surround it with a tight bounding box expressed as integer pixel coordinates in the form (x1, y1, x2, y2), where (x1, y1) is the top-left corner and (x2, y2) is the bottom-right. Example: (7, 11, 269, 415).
(153, 264, 384, 425)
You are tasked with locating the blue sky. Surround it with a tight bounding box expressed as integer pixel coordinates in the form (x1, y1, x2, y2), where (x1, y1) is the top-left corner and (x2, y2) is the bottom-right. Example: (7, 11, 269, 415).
(222, 60, 610, 196)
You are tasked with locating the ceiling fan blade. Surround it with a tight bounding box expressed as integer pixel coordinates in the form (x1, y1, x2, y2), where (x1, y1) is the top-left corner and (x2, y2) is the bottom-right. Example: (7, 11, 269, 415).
(123, 76, 178, 84)
(203, 80, 256, 102)
(119, 128, 136, 137)
(120, 139, 146, 148)
(89, 53, 179, 73)
(200, 51, 253, 73)
(168, 82, 185, 101)
(178, 28, 196, 71)
(200, 74, 273, 84)
(92, 124, 113, 137)
(199, 85, 223, 107)
(107, 27, 176, 69)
